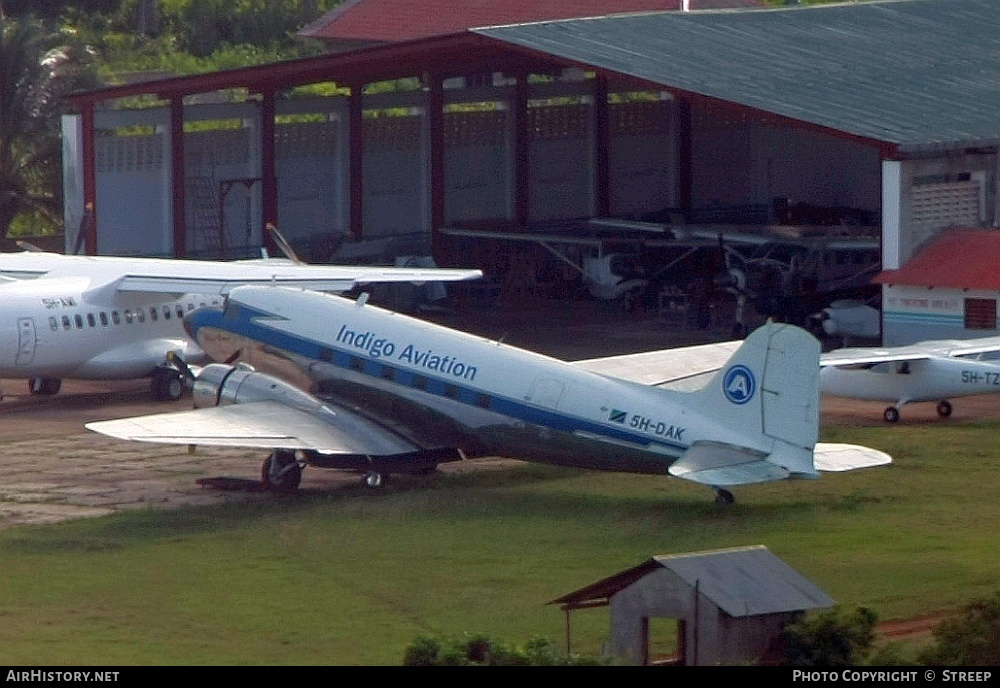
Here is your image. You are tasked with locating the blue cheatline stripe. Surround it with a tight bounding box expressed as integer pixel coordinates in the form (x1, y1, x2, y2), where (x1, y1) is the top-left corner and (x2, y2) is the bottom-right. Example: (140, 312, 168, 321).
(883, 311, 964, 327)
(187, 306, 688, 454)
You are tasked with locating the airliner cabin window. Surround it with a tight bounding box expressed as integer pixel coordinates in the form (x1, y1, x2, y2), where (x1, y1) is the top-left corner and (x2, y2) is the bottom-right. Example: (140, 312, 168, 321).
(99, 312, 108, 326)
(74, 314, 83, 329)
(112, 311, 121, 325)
(49, 317, 58, 331)
(87, 313, 96, 327)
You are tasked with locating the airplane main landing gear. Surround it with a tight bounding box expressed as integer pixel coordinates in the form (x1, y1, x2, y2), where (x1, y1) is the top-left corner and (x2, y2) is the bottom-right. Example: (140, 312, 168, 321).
(936, 400, 953, 418)
(714, 488, 734, 508)
(151, 367, 184, 401)
(261, 450, 302, 493)
(29, 377, 61, 396)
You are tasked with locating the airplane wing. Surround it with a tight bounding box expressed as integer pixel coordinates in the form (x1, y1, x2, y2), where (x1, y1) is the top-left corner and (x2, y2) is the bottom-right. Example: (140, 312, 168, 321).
(86, 399, 424, 455)
(822, 337, 1000, 367)
(820, 346, 932, 367)
(0, 251, 481, 295)
(115, 263, 483, 296)
(573, 340, 743, 388)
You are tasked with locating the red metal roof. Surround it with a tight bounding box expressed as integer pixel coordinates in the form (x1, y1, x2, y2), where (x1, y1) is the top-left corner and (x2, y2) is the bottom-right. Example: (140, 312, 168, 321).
(299, 0, 765, 43)
(874, 228, 1000, 290)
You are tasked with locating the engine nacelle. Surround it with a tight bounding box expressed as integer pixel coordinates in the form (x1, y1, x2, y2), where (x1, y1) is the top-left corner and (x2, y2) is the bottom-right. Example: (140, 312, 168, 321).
(192, 362, 330, 416)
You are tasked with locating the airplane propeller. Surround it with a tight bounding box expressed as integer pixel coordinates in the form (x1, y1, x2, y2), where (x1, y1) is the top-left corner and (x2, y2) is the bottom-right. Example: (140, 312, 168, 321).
(265, 223, 305, 265)
(166, 351, 197, 383)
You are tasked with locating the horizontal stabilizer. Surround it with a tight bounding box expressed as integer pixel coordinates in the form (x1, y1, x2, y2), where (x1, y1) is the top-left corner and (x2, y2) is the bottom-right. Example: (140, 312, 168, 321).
(668, 441, 789, 487)
(813, 443, 893, 472)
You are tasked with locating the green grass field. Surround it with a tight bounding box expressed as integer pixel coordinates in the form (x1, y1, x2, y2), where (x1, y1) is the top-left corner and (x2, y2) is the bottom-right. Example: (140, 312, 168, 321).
(0, 421, 997, 665)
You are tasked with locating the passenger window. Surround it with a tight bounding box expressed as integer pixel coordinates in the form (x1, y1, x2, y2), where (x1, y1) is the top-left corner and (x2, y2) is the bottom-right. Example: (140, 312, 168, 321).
(62, 316, 71, 330)
(137, 309, 145, 323)
(163, 307, 171, 320)
(49, 317, 58, 331)
(99, 312, 108, 326)
(150, 307, 158, 322)
(176, 305, 185, 318)
(112, 311, 120, 325)
(74, 314, 83, 329)
(124, 310, 133, 324)
(87, 313, 96, 327)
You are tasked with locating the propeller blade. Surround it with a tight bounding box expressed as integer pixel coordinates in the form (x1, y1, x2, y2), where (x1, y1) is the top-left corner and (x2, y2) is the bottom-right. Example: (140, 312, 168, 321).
(167, 351, 196, 381)
(265, 223, 304, 265)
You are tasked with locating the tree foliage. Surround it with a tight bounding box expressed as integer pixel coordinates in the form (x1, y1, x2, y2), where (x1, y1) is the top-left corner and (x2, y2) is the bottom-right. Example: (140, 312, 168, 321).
(403, 634, 612, 666)
(0, 13, 99, 236)
(777, 606, 878, 667)
(919, 592, 1000, 666)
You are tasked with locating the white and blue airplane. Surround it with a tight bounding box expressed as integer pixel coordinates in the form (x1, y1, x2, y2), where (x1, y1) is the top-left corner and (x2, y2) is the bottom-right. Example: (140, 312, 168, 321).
(821, 336, 1000, 422)
(0, 248, 481, 400)
(86, 285, 891, 506)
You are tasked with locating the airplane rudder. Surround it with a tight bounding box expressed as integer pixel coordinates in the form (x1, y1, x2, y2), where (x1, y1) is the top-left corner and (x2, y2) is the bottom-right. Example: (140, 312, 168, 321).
(696, 322, 820, 429)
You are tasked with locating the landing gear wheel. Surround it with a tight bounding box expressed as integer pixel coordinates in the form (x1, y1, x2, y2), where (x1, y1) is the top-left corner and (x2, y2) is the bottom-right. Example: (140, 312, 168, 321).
(714, 488, 734, 508)
(936, 400, 953, 418)
(261, 450, 302, 493)
(362, 471, 388, 489)
(151, 369, 184, 401)
(884, 407, 900, 423)
(28, 377, 61, 396)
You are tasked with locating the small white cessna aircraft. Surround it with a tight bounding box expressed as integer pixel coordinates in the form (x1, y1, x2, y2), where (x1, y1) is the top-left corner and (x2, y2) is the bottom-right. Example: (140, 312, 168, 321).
(0, 249, 481, 400)
(86, 285, 891, 506)
(821, 336, 1000, 422)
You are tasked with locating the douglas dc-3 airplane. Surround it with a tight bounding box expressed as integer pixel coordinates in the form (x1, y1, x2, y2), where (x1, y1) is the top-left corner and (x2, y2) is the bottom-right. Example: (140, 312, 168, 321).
(86, 285, 892, 506)
(821, 336, 1000, 422)
(0, 248, 481, 401)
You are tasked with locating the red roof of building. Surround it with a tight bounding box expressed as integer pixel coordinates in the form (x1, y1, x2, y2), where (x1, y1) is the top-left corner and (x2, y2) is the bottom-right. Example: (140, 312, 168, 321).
(299, 0, 765, 43)
(874, 228, 1000, 290)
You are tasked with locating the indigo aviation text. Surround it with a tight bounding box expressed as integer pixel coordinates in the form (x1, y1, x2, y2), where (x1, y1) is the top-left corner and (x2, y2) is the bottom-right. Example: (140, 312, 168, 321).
(336, 325, 478, 381)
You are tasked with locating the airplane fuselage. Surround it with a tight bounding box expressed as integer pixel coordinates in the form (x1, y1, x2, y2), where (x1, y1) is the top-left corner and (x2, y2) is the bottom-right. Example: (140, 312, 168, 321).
(820, 356, 1000, 403)
(188, 290, 775, 475)
(0, 276, 216, 381)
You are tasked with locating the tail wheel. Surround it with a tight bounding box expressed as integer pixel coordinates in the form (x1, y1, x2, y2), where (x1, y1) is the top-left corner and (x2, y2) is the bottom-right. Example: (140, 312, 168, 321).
(363, 471, 388, 489)
(884, 407, 900, 423)
(936, 400, 953, 418)
(261, 450, 302, 493)
(714, 488, 734, 508)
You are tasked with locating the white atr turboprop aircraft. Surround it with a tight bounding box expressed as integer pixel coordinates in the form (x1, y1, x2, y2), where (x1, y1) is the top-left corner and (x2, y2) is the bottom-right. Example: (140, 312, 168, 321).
(0, 248, 481, 400)
(86, 285, 892, 506)
(821, 336, 1000, 422)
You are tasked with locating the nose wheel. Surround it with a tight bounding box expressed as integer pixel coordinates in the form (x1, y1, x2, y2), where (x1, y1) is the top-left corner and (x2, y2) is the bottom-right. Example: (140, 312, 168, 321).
(936, 400, 952, 418)
(883, 406, 900, 423)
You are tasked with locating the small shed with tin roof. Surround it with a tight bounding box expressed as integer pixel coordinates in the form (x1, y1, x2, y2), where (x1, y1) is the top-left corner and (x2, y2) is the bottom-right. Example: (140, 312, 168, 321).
(550, 545, 833, 666)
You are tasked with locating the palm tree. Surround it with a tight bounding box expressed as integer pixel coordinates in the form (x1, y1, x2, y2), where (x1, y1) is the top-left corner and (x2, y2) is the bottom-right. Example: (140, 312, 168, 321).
(0, 13, 98, 238)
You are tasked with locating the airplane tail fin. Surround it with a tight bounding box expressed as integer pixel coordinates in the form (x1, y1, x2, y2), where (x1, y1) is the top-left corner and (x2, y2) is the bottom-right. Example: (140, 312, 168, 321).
(680, 322, 821, 481)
